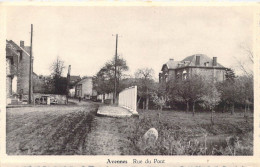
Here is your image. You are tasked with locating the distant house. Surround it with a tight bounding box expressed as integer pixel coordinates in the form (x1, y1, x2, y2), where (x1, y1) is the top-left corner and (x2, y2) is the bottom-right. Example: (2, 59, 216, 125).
(75, 77, 93, 99)
(159, 54, 227, 83)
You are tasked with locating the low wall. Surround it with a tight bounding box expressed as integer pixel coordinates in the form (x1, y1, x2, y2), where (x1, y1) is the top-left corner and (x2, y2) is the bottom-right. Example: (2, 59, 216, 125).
(33, 93, 67, 104)
(118, 86, 138, 115)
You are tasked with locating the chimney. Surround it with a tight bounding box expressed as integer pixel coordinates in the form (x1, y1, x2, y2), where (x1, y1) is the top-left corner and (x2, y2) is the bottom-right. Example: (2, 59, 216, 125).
(20, 41, 24, 48)
(213, 57, 217, 66)
(195, 55, 200, 66)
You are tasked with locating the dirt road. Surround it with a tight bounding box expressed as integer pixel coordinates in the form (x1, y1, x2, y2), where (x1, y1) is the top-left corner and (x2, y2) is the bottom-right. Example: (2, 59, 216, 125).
(6, 100, 129, 155)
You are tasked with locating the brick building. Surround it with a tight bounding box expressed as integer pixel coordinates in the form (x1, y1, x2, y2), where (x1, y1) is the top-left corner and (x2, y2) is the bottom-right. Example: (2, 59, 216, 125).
(6, 40, 35, 104)
(159, 54, 227, 83)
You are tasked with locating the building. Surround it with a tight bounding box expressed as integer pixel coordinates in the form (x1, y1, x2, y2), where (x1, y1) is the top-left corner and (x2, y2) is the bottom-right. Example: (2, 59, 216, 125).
(68, 75, 81, 97)
(75, 77, 94, 99)
(69, 75, 81, 85)
(6, 40, 34, 104)
(159, 54, 227, 83)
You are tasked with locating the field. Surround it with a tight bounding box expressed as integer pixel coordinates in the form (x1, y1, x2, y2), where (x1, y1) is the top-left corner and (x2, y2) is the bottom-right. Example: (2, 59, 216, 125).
(6, 101, 253, 155)
(119, 109, 253, 155)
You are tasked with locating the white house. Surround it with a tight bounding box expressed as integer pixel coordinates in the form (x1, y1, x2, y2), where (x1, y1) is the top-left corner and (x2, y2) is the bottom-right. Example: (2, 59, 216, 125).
(75, 77, 93, 99)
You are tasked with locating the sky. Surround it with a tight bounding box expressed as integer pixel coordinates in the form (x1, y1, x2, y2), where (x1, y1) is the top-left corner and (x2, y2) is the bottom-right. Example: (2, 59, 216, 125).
(5, 6, 255, 79)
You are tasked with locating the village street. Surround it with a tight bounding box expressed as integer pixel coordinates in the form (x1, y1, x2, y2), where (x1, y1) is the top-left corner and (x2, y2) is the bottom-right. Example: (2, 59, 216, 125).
(6, 100, 131, 155)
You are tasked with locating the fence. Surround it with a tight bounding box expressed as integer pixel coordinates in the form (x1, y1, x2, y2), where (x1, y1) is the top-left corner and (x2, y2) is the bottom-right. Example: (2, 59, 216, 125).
(118, 86, 138, 115)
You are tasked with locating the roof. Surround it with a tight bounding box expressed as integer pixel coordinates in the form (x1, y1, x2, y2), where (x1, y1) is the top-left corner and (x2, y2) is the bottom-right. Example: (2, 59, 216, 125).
(70, 75, 81, 82)
(177, 54, 225, 68)
(76, 77, 92, 85)
(161, 59, 180, 70)
(6, 40, 20, 58)
(6, 40, 30, 57)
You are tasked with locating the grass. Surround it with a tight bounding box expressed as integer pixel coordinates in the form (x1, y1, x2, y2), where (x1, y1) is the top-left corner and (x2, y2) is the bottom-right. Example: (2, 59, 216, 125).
(117, 109, 253, 155)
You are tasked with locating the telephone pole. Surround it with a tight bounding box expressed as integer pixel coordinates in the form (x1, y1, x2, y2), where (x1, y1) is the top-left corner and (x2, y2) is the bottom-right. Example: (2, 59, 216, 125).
(113, 34, 118, 104)
(66, 65, 71, 104)
(29, 24, 33, 104)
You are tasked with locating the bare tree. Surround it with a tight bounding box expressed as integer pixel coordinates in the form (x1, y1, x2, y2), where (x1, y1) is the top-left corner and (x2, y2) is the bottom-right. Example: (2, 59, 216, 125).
(234, 44, 254, 78)
(50, 56, 65, 77)
(50, 56, 66, 94)
(135, 68, 155, 110)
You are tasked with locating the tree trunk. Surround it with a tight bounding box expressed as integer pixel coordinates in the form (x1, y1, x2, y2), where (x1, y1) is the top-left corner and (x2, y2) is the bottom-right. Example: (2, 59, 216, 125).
(145, 97, 149, 110)
(143, 101, 145, 109)
(222, 103, 226, 113)
(192, 101, 195, 116)
(244, 103, 247, 118)
(186, 101, 189, 112)
(137, 97, 141, 109)
(145, 88, 149, 110)
(211, 109, 214, 125)
(231, 103, 235, 115)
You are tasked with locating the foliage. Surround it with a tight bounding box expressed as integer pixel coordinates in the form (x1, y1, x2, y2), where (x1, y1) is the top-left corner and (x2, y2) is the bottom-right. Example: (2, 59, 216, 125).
(93, 56, 129, 95)
(49, 57, 67, 95)
(225, 68, 236, 81)
(151, 92, 167, 110)
(200, 83, 221, 124)
(120, 109, 253, 155)
(167, 74, 208, 114)
(216, 75, 253, 114)
(200, 84, 221, 111)
(134, 68, 155, 110)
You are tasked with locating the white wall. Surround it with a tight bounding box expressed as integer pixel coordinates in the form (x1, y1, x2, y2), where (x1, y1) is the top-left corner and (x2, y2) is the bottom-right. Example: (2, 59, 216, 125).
(118, 86, 138, 115)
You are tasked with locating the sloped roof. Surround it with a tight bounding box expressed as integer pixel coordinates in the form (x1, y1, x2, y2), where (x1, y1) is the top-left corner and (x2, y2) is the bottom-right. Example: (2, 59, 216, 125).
(177, 54, 225, 68)
(6, 40, 30, 57)
(70, 75, 81, 82)
(76, 77, 92, 85)
(6, 40, 20, 58)
(161, 59, 180, 70)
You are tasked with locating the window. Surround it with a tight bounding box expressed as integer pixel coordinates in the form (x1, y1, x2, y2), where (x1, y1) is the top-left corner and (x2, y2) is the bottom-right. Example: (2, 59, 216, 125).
(182, 70, 187, 80)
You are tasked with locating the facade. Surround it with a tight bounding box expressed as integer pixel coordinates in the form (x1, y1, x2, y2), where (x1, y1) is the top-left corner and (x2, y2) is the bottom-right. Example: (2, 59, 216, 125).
(75, 77, 93, 99)
(6, 40, 34, 104)
(159, 54, 227, 83)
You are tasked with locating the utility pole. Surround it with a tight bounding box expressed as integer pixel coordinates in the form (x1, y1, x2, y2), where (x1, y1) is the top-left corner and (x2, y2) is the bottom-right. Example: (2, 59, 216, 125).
(113, 34, 118, 104)
(66, 65, 71, 104)
(29, 24, 33, 104)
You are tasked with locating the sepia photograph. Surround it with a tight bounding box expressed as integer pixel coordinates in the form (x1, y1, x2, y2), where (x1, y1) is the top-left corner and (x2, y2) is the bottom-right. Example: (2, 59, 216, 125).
(4, 5, 255, 157)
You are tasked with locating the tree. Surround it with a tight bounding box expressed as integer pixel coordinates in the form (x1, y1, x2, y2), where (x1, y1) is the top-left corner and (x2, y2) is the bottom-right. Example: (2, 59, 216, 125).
(225, 68, 236, 81)
(200, 84, 221, 125)
(150, 82, 167, 110)
(235, 44, 253, 78)
(236, 76, 253, 118)
(168, 77, 191, 112)
(217, 78, 241, 115)
(93, 56, 129, 98)
(168, 74, 207, 115)
(49, 56, 67, 95)
(134, 68, 155, 110)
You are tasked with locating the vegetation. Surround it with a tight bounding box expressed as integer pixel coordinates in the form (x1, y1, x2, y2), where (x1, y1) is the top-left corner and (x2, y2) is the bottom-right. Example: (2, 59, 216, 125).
(93, 56, 129, 96)
(134, 68, 155, 110)
(118, 109, 253, 155)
